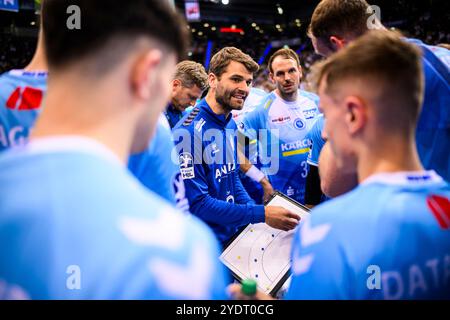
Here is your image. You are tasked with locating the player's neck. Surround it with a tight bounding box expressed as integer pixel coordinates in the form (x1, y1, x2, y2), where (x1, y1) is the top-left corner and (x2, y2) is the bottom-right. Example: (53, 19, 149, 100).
(24, 36, 48, 72)
(31, 77, 133, 164)
(275, 89, 297, 102)
(205, 91, 231, 118)
(357, 137, 424, 183)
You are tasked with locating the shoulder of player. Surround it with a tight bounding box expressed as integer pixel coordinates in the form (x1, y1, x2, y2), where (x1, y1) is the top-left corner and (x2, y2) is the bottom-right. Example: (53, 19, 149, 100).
(174, 106, 203, 130)
(227, 118, 238, 130)
(261, 92, 276, 107)
(0, 71, 19, 89)
(250, 87, 268, 97)
(310, 186, 378, 224)
(249, 92, 276, 115)
(311, 114, 325, 132)
(134, 188, 219, 249)
(298, 90, 320, 105)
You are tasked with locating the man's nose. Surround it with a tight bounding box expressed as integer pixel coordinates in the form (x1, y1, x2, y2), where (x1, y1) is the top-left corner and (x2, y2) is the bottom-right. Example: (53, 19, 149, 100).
(237, 83, 249, 94)
(285, 73, 293, 82)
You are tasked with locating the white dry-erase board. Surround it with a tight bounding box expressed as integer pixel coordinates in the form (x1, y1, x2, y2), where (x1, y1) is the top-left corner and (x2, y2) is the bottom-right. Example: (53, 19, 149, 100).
(220, 192, 310, 296)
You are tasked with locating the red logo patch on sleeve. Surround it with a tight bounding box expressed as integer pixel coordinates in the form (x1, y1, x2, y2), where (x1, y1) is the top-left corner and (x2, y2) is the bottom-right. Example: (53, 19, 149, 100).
(6, 87, 21, 109)
(427, 195, 450, 229)
(6, 87, 43, 111)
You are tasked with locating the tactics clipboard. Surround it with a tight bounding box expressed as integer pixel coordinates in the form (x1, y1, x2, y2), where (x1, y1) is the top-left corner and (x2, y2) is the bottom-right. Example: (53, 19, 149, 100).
(220, 191, 310, 296)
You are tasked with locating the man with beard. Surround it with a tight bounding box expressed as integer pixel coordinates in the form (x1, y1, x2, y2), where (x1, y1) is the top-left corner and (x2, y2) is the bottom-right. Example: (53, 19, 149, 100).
(238, 48, 321, 205)
(229, 30, 450, 301)
(173, 47, 299, 246)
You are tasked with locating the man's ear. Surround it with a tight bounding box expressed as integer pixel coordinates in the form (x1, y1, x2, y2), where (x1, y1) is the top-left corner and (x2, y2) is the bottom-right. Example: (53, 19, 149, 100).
(329, 36, 346, 51)
(269, 72, 275, 84)
(131, 49, 163, 101)
(208, 73, 217, 90)
(172, 79, 181, 89)
(171, 79, 181, 95)
(344, 96, 367, 135)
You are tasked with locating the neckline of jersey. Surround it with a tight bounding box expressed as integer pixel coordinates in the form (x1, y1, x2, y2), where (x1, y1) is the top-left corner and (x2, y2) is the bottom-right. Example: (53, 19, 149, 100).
(273, 90, 301, 105)
(24, 135, 124, 167)
(200, 99, 233, 127)
(361, 170, 444, 187)
(9, 69, 49, 78)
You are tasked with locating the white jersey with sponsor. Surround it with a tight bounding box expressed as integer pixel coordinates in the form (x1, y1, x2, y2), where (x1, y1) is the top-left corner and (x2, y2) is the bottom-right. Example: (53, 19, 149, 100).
(239, 89, 320, 203)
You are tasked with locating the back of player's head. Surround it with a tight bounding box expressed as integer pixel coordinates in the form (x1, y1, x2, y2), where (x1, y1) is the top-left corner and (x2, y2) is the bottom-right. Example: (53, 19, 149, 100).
(267, 48, 301, 74)
(316, 30, 424, 135)
(309, 0, 372, 43)
(42, 0, 188, 74)
(174, 61, 208, 91)
(209, 47, 259, 78)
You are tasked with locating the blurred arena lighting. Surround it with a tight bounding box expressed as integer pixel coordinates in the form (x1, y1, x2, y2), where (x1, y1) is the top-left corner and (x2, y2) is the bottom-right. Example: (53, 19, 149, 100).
(277, 3, 283, 15)
(220, 27, 244, 33)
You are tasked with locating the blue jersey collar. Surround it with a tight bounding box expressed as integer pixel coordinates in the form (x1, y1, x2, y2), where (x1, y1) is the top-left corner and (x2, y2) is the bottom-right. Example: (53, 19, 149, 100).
(198, 99, 233, 127)
(167, 103, 182, 114)
(362, 170, 445, 187)
(9, 69, 48, 78)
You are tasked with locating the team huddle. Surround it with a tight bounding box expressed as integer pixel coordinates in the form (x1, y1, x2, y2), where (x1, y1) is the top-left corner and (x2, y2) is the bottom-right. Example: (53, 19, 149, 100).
(0, 0, 449, 300)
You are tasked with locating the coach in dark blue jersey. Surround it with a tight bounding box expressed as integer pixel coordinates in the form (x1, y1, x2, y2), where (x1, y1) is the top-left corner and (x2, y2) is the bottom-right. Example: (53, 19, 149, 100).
(173, 47, 300, 245)
(165, 61, 208, 129)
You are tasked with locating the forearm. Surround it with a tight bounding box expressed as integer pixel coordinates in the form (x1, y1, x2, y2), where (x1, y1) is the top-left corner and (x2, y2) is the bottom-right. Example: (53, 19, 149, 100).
(189, 194, 265, 226)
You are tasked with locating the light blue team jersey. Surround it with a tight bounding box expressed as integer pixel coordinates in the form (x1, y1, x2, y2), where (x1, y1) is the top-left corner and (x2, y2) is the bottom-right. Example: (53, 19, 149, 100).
(239, 90, 320, 204)
(0, 70, 48, 152)
(233, 87, 269, 204)
(232, 87, 268, 127)
(304, 39, 450, 180)
(128, 116, 189, 213)
(287, 171, 450, 300)
(406, 39, 450, 181)
(0, 137, 227, 299)
(0, 71, 184, 208)
(306, 114, 325, 167)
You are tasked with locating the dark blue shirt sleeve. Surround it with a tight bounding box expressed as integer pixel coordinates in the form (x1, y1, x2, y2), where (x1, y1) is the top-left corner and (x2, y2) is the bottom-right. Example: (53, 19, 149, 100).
(234, 171, 257, 205)
(183, 162, 265, 227)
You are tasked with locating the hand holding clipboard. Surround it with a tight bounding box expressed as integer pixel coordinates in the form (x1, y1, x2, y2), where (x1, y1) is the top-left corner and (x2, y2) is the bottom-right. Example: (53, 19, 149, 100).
(220, 192, 310, 296)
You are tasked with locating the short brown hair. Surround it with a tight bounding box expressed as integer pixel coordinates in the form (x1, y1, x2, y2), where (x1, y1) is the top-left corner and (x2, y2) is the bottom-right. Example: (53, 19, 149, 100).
(209, 47, 259, 78)
(174, 61, 208, 91)
(267, 48, 301, 74)
(309, 0, 371, 45)
(316, 30, 424, 134)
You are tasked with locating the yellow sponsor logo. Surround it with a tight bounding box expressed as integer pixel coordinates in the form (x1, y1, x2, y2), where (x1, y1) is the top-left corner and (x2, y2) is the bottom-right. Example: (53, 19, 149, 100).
(282, 147, 310, 157)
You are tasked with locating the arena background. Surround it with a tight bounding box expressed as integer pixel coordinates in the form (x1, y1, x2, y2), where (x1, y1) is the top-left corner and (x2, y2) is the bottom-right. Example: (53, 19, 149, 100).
(1, 0, 449, 82)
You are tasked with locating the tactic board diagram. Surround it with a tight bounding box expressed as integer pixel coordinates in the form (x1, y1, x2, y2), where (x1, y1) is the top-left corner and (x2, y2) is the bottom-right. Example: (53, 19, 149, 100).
(220, 192, 310, 295)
